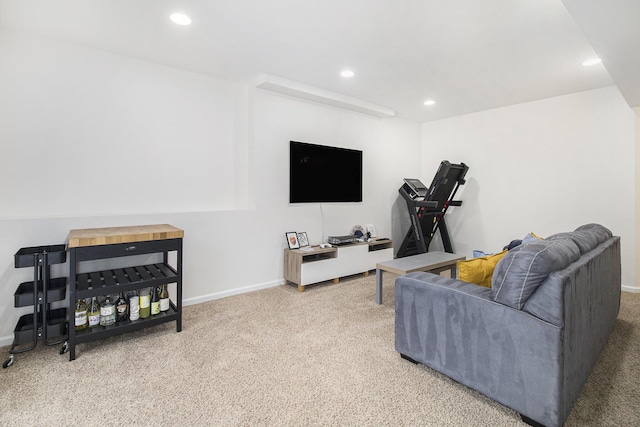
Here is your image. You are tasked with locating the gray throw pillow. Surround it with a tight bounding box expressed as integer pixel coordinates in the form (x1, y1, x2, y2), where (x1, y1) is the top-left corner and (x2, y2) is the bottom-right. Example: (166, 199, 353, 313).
(492, 238, 580, 309)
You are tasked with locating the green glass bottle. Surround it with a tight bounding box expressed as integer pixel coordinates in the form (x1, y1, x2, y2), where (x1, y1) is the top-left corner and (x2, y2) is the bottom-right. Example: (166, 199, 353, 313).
(159, 284, 170, 312)
(139, 288, 151, 319)
(150, 286, 160, 315)
(74, 299, 88, 330)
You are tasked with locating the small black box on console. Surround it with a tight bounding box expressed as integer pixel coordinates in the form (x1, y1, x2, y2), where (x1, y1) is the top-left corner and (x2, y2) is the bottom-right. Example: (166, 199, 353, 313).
(328, 235, 358, 245)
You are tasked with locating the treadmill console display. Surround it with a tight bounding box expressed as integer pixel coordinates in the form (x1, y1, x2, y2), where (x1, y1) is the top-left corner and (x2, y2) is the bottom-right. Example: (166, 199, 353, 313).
(403, 178, 428, 199)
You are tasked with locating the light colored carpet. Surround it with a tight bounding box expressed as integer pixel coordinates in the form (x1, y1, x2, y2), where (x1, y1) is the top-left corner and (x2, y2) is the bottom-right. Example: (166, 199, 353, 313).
(1, 274, 639, 426)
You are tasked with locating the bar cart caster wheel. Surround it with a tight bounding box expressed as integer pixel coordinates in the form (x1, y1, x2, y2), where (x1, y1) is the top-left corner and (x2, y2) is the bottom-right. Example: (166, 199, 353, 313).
(59, 342, 68, 355)
(3, 355, 14, 369)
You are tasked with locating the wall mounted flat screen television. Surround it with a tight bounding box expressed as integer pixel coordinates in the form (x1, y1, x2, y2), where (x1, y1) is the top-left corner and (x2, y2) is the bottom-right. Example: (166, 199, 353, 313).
(290, 141, 363, 203)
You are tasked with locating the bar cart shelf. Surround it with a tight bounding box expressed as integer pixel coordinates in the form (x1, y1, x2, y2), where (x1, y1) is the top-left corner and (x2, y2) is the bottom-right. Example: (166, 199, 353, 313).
(4, 245, 68, 369)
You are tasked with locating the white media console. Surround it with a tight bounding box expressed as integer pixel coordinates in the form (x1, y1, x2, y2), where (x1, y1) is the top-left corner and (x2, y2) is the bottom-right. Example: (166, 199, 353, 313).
(283, 239, 393, 291)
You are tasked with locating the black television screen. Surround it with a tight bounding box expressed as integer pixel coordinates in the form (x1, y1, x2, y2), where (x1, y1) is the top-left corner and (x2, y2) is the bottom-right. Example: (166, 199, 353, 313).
(290, 141, 363, 203)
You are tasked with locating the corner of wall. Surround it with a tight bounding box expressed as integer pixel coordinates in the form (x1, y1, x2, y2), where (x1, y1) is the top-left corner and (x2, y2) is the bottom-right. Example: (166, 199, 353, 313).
(635, 107, 640, 293)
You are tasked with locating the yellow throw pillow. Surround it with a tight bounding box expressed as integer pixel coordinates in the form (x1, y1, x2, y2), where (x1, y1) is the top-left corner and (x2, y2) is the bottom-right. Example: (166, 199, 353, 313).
(457, 250, 508, 288)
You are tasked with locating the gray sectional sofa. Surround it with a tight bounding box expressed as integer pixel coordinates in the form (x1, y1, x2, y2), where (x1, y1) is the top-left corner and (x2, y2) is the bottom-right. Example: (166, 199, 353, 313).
(395, 224, 621, 427)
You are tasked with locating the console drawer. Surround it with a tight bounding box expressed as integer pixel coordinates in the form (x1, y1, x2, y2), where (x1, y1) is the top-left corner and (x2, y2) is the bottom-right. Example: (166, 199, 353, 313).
(73, 239, 181, 261)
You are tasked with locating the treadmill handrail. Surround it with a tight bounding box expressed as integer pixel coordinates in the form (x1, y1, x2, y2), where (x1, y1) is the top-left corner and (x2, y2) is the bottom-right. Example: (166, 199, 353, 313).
(398, 187, 441, 210)
(414, 200, 438, 209)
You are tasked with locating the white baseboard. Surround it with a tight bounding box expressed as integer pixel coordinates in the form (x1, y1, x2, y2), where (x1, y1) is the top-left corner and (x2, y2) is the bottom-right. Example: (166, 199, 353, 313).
(182, 279, 285, 307)
(622, 284, 640, 293)
(0, 280, 286, 348)
(0, 335, 13, 348)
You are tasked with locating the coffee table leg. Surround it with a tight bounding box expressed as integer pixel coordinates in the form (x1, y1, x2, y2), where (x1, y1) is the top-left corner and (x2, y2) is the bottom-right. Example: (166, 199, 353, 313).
(376, 268, 383, 305)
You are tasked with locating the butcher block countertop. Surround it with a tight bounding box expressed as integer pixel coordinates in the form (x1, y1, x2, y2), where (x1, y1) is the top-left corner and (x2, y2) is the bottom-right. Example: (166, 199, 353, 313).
(67, 224, 184, 248)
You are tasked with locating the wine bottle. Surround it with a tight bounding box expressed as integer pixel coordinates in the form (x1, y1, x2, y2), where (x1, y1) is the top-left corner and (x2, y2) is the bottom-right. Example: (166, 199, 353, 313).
(116, 292, 128, 322)
(100, 295, 116, 326)
(159, 284, 170, 312)
(128, 289, 140, 321)
(75, 298, 88, 330)
(88, 296, 101, 328)
(139, 287, 151, 319)
(150, 286, 160, 315)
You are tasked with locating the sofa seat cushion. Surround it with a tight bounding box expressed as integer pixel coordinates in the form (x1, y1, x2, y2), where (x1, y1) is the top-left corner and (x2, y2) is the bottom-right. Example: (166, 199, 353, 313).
(491, 238, 580, 309)
(457, 249, 507, 288)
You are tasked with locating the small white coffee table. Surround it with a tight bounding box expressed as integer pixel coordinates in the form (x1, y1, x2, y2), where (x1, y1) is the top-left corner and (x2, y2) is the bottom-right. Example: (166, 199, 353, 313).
(375, 251, 466, 304)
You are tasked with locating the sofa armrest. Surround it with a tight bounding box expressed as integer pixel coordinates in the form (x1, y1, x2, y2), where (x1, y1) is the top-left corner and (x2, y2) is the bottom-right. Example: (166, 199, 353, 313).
(395, 271, 563, 427)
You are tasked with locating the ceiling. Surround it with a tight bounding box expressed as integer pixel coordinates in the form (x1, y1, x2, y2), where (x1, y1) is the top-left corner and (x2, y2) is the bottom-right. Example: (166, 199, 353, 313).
(0, 0, 638, 122)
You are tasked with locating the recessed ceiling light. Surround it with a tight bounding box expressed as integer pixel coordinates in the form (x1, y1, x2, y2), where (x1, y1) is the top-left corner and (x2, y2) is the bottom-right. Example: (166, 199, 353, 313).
(582, 57, 601, 66)
(340, 70, 355, 78)
(423, 100, 436, 106)
(170, 13, 191, 25)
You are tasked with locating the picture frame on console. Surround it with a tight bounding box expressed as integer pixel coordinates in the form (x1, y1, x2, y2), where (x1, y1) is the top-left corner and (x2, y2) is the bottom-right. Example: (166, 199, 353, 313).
(286, 232, 300, 249)
(366, 224, 377, 238)
(297, 232, 309, 247)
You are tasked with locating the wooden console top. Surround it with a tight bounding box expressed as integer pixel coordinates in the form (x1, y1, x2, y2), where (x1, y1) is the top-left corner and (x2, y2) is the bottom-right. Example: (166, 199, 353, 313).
(67, 224, 184, 248)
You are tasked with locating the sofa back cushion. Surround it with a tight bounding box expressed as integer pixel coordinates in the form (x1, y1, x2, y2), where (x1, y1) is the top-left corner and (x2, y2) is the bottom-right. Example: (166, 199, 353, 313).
(491, 238, 580, 309)
(546, 231, 598, 254)
(575, 223, 612, 244)
(546, 224, 612, 255)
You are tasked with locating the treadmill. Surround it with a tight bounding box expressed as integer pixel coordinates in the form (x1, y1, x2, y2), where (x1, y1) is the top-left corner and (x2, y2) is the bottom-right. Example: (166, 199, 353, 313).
(396, 161, 468, 258)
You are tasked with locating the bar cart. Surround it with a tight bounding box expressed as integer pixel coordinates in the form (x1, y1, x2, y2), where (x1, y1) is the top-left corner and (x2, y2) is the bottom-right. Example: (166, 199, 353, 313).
(3, 245, 68, 368)
(66, 224, 183, 361)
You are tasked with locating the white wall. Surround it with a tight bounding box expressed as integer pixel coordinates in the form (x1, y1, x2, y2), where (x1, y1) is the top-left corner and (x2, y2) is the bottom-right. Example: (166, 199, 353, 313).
(635, 107, 640, 289)
(0, 30, 422, 344)
(0, 29, 249, 217)
(422, 86, 637, 290)
(252, 90, 422, 243)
